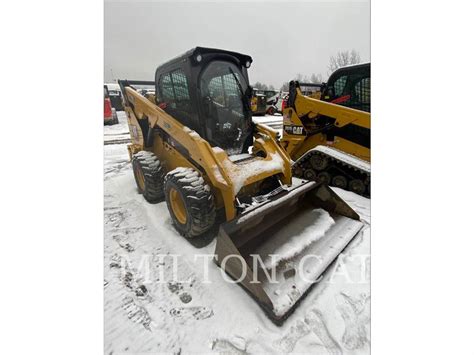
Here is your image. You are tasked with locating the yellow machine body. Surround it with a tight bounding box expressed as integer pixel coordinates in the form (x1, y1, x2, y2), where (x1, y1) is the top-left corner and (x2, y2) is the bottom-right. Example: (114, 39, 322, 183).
(124, 87, 292, 221)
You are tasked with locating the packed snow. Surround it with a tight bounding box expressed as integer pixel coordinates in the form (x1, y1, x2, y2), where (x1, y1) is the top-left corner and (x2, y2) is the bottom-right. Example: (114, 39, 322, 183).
(212, 140, 287, 196)
(222, 152, 285, 195)
(260, 216, 364, 317)
(260, 208, 336, 270)
(104, 111, 131, 145)
(182, 126, 201, 139)
(104, 111, 370, 354)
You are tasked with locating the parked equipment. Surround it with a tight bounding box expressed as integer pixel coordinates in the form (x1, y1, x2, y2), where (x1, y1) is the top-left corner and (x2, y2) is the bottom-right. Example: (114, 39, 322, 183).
(119, 47, 363, 323)
(104, 85, 119, 125)
(250, 88, 267, 115)
(104, 83, 124, 111)
(265, 90, 288, 115)
(299, 83, 324, 100)
(280, 75, 370, 197)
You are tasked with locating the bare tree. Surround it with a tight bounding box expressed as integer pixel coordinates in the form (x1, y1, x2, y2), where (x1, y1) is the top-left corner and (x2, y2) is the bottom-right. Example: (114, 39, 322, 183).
(327, 50, 361, 75)
(253, 82, 269, 91)
(294, 73, 315, 83)
(310, 73, 323, 84)
(280, 73, 321, 91)
(280, 82, 289, 91)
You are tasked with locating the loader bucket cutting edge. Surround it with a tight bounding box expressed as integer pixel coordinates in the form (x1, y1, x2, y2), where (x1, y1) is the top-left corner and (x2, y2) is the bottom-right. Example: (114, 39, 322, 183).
(214, 180, 364, 324)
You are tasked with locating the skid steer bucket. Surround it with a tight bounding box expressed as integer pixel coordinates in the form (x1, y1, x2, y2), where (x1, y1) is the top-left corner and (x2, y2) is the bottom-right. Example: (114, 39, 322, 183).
(214, 179, 363, 324)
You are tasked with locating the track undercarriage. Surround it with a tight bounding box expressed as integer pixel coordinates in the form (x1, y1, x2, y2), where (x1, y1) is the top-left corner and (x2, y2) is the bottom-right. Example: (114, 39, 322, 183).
(292, 146, 370, 198)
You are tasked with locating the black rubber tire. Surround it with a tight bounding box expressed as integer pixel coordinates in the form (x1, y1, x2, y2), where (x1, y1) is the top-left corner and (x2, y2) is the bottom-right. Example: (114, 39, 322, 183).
(112, 109, 119, 125)
(164, 167, 216, 239)
(131, 151, 165, 203)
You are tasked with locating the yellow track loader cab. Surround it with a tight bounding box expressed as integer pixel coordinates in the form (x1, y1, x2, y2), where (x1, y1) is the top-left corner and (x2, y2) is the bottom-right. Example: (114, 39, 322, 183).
(119, 47, 363, 323)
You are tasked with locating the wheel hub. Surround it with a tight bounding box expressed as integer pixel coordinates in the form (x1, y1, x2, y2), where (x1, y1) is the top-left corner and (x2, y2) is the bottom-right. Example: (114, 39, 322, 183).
(169, 188, 187, 224)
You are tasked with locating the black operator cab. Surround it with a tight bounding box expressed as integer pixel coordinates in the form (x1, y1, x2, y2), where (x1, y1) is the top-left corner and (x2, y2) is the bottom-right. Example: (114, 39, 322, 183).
(324, 63, 371, 113)
(155, 47, 254, 156)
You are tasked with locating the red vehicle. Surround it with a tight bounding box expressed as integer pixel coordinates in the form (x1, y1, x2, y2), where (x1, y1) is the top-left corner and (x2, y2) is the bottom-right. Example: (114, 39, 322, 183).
(104, 85, 119, 125)
(280, 93, 289, 113)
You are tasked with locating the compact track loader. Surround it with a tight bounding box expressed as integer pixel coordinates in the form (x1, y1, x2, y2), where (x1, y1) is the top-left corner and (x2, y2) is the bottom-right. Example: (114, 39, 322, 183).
(280, 68, 371, 197)
(119, 47, 363, 323)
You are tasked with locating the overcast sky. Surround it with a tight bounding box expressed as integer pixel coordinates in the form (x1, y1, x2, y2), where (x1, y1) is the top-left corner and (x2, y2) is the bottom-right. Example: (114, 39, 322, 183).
(105, 0, 370, 88)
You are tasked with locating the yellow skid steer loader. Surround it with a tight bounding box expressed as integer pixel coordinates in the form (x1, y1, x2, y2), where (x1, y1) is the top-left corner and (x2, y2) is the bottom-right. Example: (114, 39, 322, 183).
(119, 47, 363, 324)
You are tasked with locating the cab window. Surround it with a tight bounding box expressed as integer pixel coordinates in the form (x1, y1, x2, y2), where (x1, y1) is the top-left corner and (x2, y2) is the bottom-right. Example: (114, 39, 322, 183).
(333, 75, 348, 96)
(355, 77, 370, 104)
(199, 60, 252, 155)
(158, 69, 194, 126)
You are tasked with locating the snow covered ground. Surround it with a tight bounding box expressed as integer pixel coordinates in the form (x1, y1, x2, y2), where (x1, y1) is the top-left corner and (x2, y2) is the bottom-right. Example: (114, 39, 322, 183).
(104, 112, 370, 354)
(104, 112, 130, 145)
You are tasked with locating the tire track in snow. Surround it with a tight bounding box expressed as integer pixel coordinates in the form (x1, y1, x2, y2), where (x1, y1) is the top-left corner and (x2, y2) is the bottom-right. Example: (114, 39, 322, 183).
(304, 309, 343, 355)
(274, 319, 310, 353)
(336, 292, 371, 350)
(105, 183, 218, 353)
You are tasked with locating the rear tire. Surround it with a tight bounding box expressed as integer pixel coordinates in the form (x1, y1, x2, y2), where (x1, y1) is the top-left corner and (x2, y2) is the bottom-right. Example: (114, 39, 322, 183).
(164, 167, 216, 238)
(132, 151, 165, 203)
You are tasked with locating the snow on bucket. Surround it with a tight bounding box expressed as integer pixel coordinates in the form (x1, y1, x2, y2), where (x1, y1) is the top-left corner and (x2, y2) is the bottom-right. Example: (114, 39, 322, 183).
(214, 180, 363, 324)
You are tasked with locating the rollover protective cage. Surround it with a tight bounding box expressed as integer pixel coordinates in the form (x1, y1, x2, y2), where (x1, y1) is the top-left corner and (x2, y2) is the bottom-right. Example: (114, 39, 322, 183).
(152, 47, 255, 154)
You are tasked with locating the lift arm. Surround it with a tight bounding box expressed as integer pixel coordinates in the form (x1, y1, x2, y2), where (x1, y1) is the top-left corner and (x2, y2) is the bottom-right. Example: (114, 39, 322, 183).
(285, 80, 370, 132)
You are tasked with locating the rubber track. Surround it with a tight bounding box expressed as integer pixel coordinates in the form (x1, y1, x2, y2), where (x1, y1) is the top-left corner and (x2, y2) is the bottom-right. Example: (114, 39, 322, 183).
(293, 148, 370, 198)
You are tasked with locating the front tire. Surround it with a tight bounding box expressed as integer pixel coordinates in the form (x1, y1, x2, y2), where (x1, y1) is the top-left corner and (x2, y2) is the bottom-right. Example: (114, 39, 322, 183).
(164, 167, 216, 238)
(131, 151, 165, 203)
